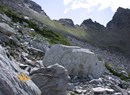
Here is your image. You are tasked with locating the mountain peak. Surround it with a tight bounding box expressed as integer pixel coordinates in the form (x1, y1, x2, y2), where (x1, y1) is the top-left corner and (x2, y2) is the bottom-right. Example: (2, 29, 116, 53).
(58, 18, 75, 27)
(81, 18, 93, 26)
(116, 7, 130, 13)
(107, 7, 130, 28)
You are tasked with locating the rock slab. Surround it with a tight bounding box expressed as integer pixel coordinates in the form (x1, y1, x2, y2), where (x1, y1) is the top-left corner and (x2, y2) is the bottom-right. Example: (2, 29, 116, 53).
(0, 45, 41, 95)
(31, 63, 68, 95)
(0, 23, 15, 35)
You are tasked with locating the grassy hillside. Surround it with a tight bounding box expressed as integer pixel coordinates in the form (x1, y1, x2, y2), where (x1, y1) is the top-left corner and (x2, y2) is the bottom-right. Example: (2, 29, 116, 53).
(20, 7, 87, 38)
(0, 5, 70, 45)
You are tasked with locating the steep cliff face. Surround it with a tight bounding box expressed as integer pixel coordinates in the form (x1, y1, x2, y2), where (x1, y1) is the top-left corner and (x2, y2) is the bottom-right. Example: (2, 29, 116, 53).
(106, 7, 130, 55)
(107, 7, 130, 29)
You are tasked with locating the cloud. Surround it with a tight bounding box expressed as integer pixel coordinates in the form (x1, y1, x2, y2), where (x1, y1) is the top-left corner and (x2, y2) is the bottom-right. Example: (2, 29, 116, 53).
(63, 0, 130, 13)
(64, 8, 70, 14)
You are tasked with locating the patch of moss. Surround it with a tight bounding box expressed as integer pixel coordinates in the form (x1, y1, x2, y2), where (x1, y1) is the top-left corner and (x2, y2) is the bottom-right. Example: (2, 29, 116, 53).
(105, 63, 130, 81)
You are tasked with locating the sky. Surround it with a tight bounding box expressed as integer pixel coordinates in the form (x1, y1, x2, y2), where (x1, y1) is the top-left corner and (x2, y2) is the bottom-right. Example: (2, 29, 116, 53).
(32, 0, 130, 26)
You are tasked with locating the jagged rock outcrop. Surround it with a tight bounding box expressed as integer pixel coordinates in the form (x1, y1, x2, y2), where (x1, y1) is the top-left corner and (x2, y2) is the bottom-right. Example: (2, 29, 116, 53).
(24, 0, 42, 12)
(58, 18, 75, 27)
(0, 0, 49, 18)
(23, 0, 48, 17)
(43, 44, 105, 78)
(81, 19, 105, 30)
(0, 45, 41, 95)
(106, 7, 130, 55)
(107, 7, 130, 28)
(80, 19, 107, 46)
(31, 64, 69, 95)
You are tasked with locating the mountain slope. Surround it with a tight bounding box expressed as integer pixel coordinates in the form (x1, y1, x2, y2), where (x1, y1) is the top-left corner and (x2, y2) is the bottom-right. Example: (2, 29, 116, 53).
(1, 0, 130, 56)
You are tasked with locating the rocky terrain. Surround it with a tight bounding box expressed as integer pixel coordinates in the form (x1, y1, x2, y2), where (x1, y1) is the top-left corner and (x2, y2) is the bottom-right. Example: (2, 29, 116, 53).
(0, 0, 130, 95)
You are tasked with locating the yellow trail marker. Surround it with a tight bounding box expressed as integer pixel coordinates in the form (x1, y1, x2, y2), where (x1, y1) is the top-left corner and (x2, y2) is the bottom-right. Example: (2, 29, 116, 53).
(18, 73, 30, 81)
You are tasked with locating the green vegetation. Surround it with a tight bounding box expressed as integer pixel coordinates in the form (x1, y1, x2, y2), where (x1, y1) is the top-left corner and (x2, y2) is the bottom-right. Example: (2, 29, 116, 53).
(17, 5, 87, 38)
(29, 23, 70, 45)
(26, 19, 70, 45)
(0, 5, 70, 45)
(70, 92, 76, 95)
(0, 6, 23, 23)
(105, 63, 130, 81)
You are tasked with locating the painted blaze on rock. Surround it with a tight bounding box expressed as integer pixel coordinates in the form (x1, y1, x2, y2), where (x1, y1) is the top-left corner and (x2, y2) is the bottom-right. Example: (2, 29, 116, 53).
(43, 44, 105, 79)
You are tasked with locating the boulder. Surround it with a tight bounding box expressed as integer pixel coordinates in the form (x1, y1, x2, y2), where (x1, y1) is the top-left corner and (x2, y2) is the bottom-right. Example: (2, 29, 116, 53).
(0, 45, 41, 95)
(43, 44, 105, 78)
(31, 63, 69, 95)
(0, 23, 15, 36)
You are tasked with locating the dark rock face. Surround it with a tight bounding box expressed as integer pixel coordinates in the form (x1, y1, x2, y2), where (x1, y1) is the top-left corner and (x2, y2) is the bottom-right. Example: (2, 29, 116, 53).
(80, 19, 107, 46)
(107, 7, 130, 28)
(106, 7, 130, 55)
(81, 18, 105, 30)
(59, 18, 75, 27)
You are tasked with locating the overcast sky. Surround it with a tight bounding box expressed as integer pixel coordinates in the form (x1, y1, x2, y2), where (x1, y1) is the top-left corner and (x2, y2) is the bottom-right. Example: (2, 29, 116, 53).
(32, 0, 130, 26)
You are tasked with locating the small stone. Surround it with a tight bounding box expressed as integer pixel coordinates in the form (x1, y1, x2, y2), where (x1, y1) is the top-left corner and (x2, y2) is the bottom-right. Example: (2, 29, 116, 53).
(128, 91, 130, 95)
(19, 64, 28, 70)
(114, 92, 122, 95)
(89, 78, 102, 85)
(22, 52, 28, 57)
(92, 87, 106, 94)
(74, 89, 83, 94)
(24, 16, 30, 20)
(105, 88, 114, 94)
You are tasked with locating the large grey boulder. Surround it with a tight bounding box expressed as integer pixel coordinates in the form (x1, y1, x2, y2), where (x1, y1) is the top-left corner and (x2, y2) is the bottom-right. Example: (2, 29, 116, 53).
(0, 23, 16, 36)
(31, 64, 68, 95)
(0, 45, 41, 95)
(43, 44, 105, 78)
